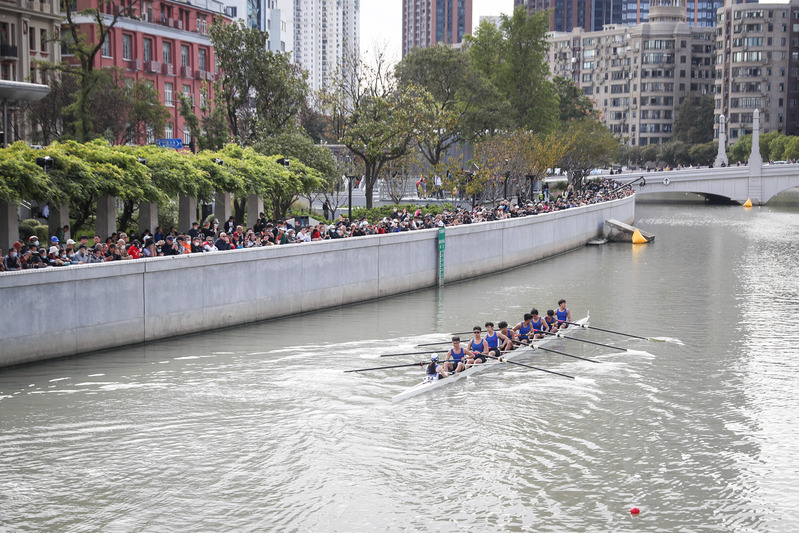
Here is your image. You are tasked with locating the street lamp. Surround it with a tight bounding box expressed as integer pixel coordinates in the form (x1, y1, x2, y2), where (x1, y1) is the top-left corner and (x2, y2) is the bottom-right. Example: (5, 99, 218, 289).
(35, 155, 54, 172)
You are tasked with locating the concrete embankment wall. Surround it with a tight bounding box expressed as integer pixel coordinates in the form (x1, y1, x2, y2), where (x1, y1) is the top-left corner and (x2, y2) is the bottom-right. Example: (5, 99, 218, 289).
(0, 195, 635, 368)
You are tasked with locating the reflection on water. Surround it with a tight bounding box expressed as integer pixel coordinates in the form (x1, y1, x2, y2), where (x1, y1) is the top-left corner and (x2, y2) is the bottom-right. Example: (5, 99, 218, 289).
(2, 203, 799, 531)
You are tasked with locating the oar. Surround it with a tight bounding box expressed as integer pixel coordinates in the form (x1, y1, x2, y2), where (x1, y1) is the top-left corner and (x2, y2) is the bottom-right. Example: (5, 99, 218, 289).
(345, 362, 425, 373)
(512, 340, 601, 364)
(380, 350, 440, 358)
(564, 321, 665, 342)
(540, 330, 628, 352)
(484, 354, 574, 379)
(416, 340, 453, 347)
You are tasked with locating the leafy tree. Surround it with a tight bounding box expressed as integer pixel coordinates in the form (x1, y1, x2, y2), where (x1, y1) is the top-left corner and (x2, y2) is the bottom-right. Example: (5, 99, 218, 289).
(728, 134, 751, 163)
(657, 141, 691, 167)
(22, 69, 78, 145)
(0, 142, 57, 203)
(255, 132, 337, 180)
(767, 133, 790, 161)
(211, 21, 309, 145)
(125, 80, 171, 145)
(671, 94, 714, 145)
(467, 6, 558, 133)
(783, 136, 799, 160)
(558, 119, 620, 191)
(553, 76, 598, 122)
(333, 50, 428, 209)
(395, 44, 504, 167)
(688, 142, 717, 166)
(179, 83, 230, 151)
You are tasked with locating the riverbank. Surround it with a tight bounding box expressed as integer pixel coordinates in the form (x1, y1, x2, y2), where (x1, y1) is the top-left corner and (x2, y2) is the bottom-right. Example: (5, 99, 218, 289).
(0, 194, 635, 368)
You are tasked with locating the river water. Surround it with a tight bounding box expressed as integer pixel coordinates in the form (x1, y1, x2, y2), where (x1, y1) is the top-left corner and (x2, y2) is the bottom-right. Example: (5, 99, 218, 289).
(2, 201, 799, 532)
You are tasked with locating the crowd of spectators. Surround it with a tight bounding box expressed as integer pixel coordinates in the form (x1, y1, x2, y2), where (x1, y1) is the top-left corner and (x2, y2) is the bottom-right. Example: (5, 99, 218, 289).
(2, 178, 633, 272)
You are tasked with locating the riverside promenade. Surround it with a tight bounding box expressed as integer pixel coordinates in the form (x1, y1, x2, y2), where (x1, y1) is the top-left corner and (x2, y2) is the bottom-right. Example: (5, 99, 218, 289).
(0, 194, 635, 368)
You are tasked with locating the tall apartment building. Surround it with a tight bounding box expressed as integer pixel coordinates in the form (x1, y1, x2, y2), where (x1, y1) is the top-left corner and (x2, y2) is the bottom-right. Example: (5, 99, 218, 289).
(517, 0, 722, 32)
(402, 0, 473, 57)
(64, 0, 228, 146)
(714, 0, 799, 140)
(546, 0, 715, 146)
(225, 0, 293, 53)
(293, 0, 359, 94)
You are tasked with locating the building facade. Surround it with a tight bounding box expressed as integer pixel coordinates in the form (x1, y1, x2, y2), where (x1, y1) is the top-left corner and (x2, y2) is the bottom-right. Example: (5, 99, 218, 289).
(63, 0, 228, 146)
(0, 0, 61, 83)
(402, 0, 472, 57)
(546, 0, 715, 146)
(714, 0, 799, 140)
(224, 0, 293, 53)
(517, 0, 723, 32)
(293, 0, 358, 94)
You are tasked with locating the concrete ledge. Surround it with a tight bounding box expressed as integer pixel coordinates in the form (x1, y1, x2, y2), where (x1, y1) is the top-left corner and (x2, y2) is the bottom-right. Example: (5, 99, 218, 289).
(0, 194, 635, 367)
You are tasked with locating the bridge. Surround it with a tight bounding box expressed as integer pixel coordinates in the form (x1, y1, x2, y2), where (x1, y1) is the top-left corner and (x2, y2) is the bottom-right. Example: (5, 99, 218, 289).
(612, 162, 799, 205)
(613, 110, 799, 205)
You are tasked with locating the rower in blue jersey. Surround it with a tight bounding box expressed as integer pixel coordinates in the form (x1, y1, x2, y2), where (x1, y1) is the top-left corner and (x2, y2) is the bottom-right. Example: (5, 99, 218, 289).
(468, 326, 489, 366)
(485, 321, 513, 356)
(442, 336, 472, 374)
(544, 310, 558, 332)
(497, 321, 517, 352)
(529, 309, 548, 340)
(556, 299, 572, 330)
(513, 313, 534, 344)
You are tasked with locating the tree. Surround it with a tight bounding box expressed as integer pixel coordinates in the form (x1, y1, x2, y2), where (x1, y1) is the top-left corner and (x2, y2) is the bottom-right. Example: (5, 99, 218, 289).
(21, 69, 78, 145)
(179, 83, 229, 151)
(553, 76, 598, 122)
(688, 142, 717, 166)
(334, 50, 428, 209)
(211, 21, 309, 145)
(0, 142, 57, 203)
(558, 119, 621, 191)
(467, 7, 558, 133)
(395, 44, 504, 168)
(671, 94, 714, 145)
(59, 0, 142, 141)
(657, 141, 691, 167)
(125, 79, 171, 145)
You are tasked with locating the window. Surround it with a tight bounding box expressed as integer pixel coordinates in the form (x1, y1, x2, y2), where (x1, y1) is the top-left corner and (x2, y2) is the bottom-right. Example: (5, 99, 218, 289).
(143, 38, 152, 62)
(29, 29, 35, 52)
(183, 127, 191, 145)
(181, 44, 189, 67)
(122, 34, 132, 61)
(165, 122, 173, 138)
(162, 41, 172, 65)
(40, 29, 47, 52)
(198, 48, 207, 71)
(165, 82, 173, 107)
(101, 34, 111, 57)
(182, 84, 192, 106)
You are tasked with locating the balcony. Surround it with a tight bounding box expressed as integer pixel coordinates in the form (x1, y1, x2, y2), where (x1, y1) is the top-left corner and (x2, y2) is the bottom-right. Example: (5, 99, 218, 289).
(0, 44, 19, 59)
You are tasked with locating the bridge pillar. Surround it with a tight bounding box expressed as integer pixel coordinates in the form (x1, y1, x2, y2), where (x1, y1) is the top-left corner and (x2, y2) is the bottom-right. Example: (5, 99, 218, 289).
(715, 114, 729, 168)
(747, 109, 763, 205)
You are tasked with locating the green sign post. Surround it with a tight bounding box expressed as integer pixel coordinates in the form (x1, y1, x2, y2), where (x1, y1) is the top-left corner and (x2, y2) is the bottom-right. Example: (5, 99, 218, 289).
(438, 227, 445, 286)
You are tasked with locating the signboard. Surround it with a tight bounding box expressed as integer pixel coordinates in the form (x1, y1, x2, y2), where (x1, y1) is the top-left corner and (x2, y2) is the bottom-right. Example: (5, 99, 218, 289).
(438, 227, 445, 286)
(156, 138, 183, 149)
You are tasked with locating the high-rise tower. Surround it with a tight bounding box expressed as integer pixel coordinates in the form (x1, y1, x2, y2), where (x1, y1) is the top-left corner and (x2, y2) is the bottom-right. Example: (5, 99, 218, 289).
(402, 0, 473, 57)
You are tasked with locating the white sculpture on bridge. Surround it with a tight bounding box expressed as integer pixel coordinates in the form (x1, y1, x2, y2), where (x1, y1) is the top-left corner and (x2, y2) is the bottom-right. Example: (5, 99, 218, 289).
(714, 114, 729, 168)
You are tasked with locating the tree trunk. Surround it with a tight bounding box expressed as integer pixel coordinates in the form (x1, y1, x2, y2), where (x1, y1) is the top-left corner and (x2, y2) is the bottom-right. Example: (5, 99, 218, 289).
(233, 197, 246, 225)
(118, 200, 136, 235)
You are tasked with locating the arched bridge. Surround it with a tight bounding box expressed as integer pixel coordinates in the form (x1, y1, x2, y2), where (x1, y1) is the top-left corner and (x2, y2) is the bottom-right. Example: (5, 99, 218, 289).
(613, 162, 799, 205)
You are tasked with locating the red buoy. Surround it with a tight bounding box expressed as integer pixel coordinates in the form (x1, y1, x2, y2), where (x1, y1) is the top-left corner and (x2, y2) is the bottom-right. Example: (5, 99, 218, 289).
(630, 507, 640, 515)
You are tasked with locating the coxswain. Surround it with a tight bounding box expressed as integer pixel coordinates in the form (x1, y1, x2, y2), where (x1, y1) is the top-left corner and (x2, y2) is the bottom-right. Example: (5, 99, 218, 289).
(544, 310, 558, 332)
(442, 336, 471, 374)
(556, 299, 572, 329)
(513, 313, 534, 344)
(424, 354, 447, 381)
(467, 326, 489, 366)
(529, 309, 548, 340)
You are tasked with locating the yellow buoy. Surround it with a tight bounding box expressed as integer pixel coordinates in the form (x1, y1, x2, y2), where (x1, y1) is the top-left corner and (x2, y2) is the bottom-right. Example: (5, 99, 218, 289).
(632, 229, 648, 244)
(743, 199, 753, 207)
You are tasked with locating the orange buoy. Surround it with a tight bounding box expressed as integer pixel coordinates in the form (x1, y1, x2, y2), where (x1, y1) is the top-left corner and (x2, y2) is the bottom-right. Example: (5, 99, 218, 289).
(630, 507, 640, 515)
(631, 229, 648, 244)
(743, 199, 753, 208)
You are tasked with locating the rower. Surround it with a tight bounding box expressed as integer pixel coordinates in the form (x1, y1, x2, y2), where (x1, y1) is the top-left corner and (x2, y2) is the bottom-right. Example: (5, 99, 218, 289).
(442, 336, 471, 374)
(556, 299, 572, 329)
(544, 309, 558, 332)
(468, 326, 489, 366)
(513, 313, 534, 344)
(497, 321, 516, 351)
(529, 309, 548, 340)
(424, 354, 447, 381)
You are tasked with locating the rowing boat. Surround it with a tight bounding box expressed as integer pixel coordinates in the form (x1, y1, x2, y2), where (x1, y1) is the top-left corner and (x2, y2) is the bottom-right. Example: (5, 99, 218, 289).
(391, 314, 590, 402)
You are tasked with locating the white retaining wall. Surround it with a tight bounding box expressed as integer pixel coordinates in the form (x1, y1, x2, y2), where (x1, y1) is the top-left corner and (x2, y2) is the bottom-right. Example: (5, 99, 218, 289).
(0, 195, 635, 367)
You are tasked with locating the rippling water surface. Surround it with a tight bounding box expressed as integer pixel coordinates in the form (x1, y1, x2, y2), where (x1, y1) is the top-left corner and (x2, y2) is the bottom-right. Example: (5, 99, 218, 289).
(3, 202, 799, 532)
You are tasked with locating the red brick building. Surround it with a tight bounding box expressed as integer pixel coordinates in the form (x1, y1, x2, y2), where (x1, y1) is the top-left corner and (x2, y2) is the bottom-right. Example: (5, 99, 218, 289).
(66, 0, 230, 146)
